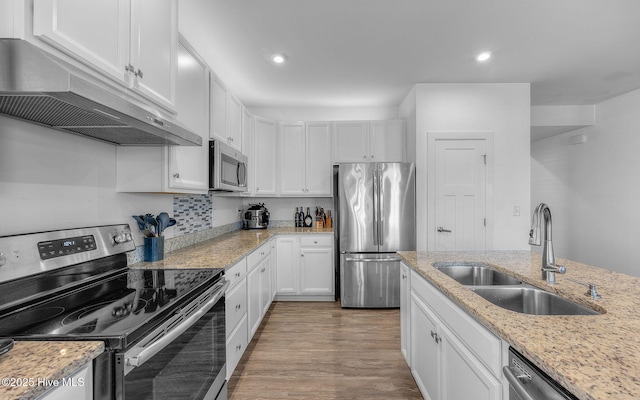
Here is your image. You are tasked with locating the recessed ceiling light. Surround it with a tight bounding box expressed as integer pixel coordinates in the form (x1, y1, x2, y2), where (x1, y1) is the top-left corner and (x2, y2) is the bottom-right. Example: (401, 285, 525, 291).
(476, 51, 492, 62)
(271, 54, 286, 64)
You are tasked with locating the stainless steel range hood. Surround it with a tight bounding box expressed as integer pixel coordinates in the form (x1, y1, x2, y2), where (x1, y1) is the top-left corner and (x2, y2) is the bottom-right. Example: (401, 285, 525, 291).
(0, 39, 201, 146)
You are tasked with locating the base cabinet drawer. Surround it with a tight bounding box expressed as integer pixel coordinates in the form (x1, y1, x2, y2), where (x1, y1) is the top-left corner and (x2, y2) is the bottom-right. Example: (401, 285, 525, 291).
(226, 316, 248, 380)
(225, 278, 247, 338)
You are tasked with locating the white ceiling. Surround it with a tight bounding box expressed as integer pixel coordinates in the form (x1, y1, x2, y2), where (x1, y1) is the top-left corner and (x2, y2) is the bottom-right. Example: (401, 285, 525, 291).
(179, 0, 640, 109)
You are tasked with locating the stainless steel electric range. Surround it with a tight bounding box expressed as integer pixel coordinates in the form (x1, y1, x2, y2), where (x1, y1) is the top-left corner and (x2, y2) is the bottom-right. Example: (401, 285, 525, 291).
(0, 224, 228, 400)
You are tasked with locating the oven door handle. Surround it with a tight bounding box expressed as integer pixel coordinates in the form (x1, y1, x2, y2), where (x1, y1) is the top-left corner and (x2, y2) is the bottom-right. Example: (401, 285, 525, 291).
(127, 280, 229, 369)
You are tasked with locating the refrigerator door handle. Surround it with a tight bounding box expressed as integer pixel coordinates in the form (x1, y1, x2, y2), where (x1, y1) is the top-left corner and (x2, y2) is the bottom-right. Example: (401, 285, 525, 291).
(372, 166, 379, 246)
(377, 165, 384, 247)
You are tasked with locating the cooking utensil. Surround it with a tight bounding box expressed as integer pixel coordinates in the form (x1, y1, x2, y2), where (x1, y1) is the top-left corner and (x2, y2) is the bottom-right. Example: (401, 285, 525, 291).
(144, 214, 158, 237)
(157, 212, 170, 235)
(132, 215, 146, 231)
(0, 338, 14, 356)
(132, 215, 155, 237)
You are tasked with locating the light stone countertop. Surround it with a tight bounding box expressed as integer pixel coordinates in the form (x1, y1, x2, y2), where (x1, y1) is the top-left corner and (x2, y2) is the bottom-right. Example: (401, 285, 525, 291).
(0, 228, 332, 400)
(398, 250, 640, 400)
(129, 227, 333, 271)
(0, 341, 104, 400)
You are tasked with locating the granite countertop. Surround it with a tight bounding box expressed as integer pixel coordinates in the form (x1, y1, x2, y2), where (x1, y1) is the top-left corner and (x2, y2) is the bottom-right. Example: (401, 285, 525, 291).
(0, 341, 104, 400)
(398, 250, 640, 400)
(129, 227, 334, 270)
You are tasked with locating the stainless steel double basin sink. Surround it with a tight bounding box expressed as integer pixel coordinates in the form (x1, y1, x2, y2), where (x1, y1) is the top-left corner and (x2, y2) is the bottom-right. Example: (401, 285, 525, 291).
(432, 263, 600, 316)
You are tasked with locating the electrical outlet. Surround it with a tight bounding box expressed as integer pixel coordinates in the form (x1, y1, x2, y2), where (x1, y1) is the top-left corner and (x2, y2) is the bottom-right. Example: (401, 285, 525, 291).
(513, 206, 521, 216)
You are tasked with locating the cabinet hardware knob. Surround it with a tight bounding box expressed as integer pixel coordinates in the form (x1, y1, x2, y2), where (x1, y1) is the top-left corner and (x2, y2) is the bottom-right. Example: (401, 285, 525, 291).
(135, 69, 144, 78)
(173, 173, 180, 179)
(125, 64, 135, 73)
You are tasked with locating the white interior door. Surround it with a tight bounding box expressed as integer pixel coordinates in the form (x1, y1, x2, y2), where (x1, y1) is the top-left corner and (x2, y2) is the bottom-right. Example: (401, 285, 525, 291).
(432, 138, 487, 251)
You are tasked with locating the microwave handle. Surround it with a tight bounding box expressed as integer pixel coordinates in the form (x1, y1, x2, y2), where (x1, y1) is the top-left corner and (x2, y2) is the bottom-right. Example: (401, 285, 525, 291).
(126, 280, 229, 370)
(237, 162, 247, 187)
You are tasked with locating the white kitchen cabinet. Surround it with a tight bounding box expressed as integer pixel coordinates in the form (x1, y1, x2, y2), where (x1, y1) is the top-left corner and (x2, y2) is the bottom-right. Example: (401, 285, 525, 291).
(369, 120, 405, 162)
(241, 108, 255, 194)
(209, 76, 242, 152)
(275, 235, 334, 300)
(36, 364, 92, 400)
(333, 120, 405, 163)
(253, 116, 278, 195)
(275, 236, 300, 295)
(279, 122, 332, 196)
(167, 38, 209, 191)
(33, 0, 178, 111)
(400, 262, 411, 365)
(225, 93, 243, 151)
(409, 270, 502, 400)
(247, 244, 273, 339)
(210, 76, 227, 142)
(225, 258, 248, 380)
(115, 37, 208, 194)
(299, 236, 334, 295)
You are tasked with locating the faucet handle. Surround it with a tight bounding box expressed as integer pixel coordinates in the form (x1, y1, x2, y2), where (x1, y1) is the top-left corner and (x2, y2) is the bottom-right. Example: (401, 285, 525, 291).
(566, 278, 602, 299)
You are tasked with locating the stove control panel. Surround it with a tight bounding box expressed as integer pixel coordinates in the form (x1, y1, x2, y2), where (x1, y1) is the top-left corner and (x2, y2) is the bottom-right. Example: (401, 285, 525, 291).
(38, 235, 97, 260)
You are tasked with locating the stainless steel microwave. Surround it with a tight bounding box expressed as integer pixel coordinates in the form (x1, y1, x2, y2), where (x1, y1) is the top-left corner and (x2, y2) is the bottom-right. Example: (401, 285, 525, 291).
(209, 140, 248, 192)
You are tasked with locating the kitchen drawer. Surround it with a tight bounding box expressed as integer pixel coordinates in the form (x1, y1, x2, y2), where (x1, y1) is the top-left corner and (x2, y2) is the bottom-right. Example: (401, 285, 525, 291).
(247, 242, 270, 271)
(300, 235, 333, 247)
(411, 270, 502, 377)
(226, 258, 247, 289)
(225, 277, 247, 338)
(226, 315, 248, 381)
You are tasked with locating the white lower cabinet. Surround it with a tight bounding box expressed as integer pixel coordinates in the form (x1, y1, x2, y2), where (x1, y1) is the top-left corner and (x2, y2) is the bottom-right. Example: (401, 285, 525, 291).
(409, 269, 502, 400)
(246, 243, 273, 340)
(36, 364, 92, 400)
(225, 259, 247, 380)
(275, 235, 334, 300)
(400, 262, 411, 365)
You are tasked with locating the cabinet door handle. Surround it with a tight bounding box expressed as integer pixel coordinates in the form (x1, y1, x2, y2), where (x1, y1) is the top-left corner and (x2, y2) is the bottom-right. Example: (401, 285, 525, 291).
(173, 173, 180, 179)
(430, 330, 441, 343)
(135, 68, 144, 78)
(437, 227, 452, 233)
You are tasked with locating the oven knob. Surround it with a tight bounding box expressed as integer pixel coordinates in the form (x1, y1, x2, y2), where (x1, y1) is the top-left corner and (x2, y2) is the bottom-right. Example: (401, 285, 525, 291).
(113, 232, 133, 245)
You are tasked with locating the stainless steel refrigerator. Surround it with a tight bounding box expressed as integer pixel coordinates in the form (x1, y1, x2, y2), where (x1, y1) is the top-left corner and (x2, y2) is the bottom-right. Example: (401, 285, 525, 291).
(337, 163, 416, 308)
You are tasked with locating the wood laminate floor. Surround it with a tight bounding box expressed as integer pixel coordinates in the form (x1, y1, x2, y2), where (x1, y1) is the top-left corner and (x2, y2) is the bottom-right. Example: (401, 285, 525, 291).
(228, 301, 422, 399)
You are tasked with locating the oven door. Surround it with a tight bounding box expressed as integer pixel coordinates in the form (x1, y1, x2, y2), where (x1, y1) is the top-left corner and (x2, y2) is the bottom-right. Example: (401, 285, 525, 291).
(116, 280, 229, 400)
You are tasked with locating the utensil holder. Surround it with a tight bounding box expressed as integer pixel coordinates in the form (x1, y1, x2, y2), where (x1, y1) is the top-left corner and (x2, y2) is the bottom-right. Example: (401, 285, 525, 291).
(144, 236, 164, 262)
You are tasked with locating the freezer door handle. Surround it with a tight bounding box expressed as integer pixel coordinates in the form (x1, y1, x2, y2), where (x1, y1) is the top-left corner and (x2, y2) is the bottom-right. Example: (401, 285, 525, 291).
(372, 167, 379, 246)
(344, 257, 402, 262)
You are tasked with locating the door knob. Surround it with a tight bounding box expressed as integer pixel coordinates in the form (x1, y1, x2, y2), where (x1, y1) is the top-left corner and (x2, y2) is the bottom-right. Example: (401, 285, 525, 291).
(437, 227, 452, 233)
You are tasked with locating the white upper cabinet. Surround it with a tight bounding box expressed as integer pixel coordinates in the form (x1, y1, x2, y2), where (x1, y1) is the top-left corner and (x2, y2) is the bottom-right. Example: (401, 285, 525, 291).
(279, 122, 332, 196)
(333, 120, 406, 163)
(369, 120, 405, 162)
(253, 116, 277, 196)
(210, 75, 243, 152)
(225, 93, 243, 151)
(168, 38, 209, 192)
(32, 0, 130, 85)
(33, 0, 179, 112)
(210, 76, 227, 142)
(305, 122, 332, 195)
(279, 122, 306, 195)
(116, 36, 209, 194)
(332, 121, 369, 162)
(129, 0, 178, 110)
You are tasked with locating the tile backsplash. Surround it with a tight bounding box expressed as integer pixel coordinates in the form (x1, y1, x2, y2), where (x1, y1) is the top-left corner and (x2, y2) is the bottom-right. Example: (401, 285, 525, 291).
(173, 194, 213, 235)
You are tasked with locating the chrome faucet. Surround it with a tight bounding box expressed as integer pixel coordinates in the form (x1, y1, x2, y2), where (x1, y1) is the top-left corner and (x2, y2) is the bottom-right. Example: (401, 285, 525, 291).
(529, 203, 566, 283)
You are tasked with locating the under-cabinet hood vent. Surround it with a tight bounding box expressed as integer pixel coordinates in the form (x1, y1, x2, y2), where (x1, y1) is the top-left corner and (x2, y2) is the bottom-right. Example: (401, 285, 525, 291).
(0, 39, 201, 146)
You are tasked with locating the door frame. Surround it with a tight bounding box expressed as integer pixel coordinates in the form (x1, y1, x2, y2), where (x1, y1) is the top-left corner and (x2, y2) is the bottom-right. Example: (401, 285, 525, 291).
(426, 132, 494, 251)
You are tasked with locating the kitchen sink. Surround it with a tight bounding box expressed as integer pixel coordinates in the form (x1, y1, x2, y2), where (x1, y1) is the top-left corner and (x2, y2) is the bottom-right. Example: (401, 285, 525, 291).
(433, 263, 523, 286)
(470, 286, 600, 315)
